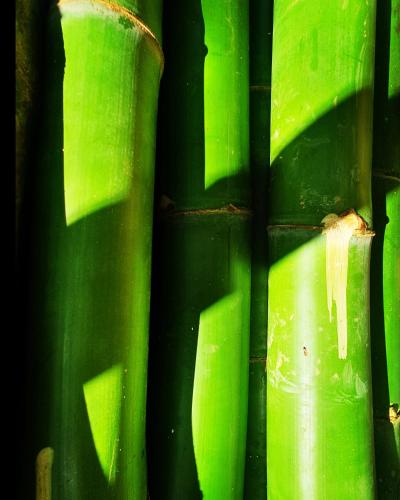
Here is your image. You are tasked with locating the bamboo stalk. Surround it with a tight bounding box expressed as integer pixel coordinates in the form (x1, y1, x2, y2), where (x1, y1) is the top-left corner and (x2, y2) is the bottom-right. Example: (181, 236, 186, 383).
(26, 1, 163, 497)
(147, 1, 250, 498)
(267, 1, 377, 497)
(370, 0, 400, 495)
(16, 0, 45, 249)
(244, 0, 273, 498)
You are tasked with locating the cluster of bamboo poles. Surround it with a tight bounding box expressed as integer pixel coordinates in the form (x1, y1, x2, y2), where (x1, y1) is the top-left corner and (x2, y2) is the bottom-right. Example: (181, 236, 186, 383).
(16, 0, 399, 498)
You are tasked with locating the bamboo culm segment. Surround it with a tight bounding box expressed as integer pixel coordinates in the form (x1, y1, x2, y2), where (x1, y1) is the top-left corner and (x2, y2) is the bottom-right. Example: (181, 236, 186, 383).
(267, 1, 377, 498)
(370, 0, 400, 495)
(267, 228, 375, 499)
(27, 1, 162, 498)
(268, 1, 376, 227)
(147, 0, 250, 498)
(148, 215, 251, 499)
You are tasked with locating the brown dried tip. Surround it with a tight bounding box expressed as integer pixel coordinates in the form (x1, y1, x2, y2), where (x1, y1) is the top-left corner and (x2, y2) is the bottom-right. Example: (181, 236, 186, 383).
(321, 208, 367, 232)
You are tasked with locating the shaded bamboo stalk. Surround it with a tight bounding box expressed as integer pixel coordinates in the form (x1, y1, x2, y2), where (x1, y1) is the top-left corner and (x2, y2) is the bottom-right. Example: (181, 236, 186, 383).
(147, 0, 250, 498)
(370, 0, 400, 496)
(25, 1, 163, 497)
(267, 1, 377, 497)
(16, 3, 47, 494)
(16, 0, 45, 251)
(244, 0, 273, 498)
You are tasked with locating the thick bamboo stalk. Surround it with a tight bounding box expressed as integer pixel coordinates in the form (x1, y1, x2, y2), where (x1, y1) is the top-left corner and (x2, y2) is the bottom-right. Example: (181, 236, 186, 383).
(244, 0, 273, 498)
(147, 1, 250, 498)
(370, 0, 400, 496)
(267, 1, 377, 498)
(26, 1, 163, 498)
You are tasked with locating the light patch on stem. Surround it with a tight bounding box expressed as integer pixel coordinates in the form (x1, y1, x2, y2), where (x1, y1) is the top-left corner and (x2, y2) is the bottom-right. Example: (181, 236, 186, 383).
(36, 447, 54, 500)
(322, 210, 366, 359)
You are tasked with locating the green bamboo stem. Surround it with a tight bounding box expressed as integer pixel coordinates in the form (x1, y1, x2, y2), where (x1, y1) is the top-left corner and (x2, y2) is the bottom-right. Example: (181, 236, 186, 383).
(26, 1, 163, 498)
(267, 1, 377, 498)
(244, 0, 273, 498)
(371, 0, 400, 495)
(147, 1, 250, 498)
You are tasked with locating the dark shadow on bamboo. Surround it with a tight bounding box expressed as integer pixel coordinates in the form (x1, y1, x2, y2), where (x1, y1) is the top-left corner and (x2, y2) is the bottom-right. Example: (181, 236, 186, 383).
(16, 0, 50, 497)
(370, 1, 400, 496)
(147, 1, 206, 497)
(18, 3, 66, 498)
(244, 0, 273, 497)
(21, 8, 112, 499)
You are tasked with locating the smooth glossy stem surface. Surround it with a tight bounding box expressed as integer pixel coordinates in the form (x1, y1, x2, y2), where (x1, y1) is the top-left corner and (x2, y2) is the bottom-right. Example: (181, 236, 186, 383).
(267, 229, 375, 499)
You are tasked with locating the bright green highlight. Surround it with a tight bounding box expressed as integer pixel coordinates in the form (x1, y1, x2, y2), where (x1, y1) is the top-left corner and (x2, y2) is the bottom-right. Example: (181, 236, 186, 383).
(267, 230, 375, 499)
(83, 363, 123, 484)
(202, 0, 249, 190)
(384, 184, 400, 405)
(61, 4, 142, 225)
(270, 0, 375, 162)
(193, 290, 249, 499)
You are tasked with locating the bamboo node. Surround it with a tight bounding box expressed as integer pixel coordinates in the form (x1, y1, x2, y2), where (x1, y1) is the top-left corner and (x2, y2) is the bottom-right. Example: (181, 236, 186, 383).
(321, 209, 368, 234)
(161, 205, 252, 218)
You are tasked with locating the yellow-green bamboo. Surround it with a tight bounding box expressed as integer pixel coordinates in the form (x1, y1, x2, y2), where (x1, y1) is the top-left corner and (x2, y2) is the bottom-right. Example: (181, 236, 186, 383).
(267, 2, 377, 498)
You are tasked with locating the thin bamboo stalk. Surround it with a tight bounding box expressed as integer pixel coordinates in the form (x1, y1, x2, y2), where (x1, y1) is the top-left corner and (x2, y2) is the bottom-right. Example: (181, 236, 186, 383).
(26, 1, 163, 498)
(370, 0, 400, 495)
(267, 1, 377, 497)
(16, 0, 45, 248)
(147, 1, 250, 498)
(244, 0, 273, 498)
